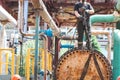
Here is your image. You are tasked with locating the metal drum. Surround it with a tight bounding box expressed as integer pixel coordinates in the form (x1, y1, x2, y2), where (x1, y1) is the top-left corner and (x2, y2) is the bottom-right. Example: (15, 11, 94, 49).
(55, 48, 112, 80)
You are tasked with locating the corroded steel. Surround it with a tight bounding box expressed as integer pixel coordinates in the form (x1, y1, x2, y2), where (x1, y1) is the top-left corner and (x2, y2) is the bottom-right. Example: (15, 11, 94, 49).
(55, 48, 112, 80)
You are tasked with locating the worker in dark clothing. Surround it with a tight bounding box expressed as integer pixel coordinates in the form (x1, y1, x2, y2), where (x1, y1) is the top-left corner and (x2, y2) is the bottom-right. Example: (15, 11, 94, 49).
(74, 0, 94, 48)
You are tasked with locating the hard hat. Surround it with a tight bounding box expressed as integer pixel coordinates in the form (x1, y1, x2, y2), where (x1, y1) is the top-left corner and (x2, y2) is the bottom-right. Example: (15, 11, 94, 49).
(11, 74, 21, 80)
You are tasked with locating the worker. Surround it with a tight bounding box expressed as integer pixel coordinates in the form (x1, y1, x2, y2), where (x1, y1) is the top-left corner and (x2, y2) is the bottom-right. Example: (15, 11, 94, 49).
(74, 0, 94, 48)
(11, 74, 21, 80)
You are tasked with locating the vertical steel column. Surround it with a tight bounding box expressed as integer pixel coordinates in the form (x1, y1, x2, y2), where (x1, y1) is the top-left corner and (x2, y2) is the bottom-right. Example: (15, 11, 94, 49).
(34, 9, 40, 80)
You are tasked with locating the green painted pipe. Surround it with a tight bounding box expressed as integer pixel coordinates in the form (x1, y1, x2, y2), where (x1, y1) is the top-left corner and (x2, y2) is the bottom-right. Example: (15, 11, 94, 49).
(113, 29, 120, 80)
(90, 14, 114, 25)
(89, 14, 115, 54)
(90, 14, 120, 26)
(113, 1, 120, 77)
(34, 10, 40, 80)
(90, 0, 120, 26)
(89, 1, 120, 80)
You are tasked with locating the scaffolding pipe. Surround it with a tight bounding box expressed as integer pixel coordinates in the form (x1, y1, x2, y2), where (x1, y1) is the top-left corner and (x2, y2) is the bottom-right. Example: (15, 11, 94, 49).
(18, 0, 33, 37)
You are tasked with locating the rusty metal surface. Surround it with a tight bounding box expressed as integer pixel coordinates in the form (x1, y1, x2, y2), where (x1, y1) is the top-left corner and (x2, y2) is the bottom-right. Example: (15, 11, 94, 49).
(55, 48, 112, 80)
(3, 0, 115, 26)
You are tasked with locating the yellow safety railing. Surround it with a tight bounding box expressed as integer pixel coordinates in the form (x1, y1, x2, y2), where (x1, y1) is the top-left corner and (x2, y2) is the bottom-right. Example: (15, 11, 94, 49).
(40, 50, 52, 72)
(25, 48, 53, 80)
(0, 48, 15, 76)
(15, 55, 20, 74)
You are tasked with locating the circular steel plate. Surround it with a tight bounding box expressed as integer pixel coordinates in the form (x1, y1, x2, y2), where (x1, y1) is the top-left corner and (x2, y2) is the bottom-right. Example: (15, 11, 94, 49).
(55, 48, 112, 80)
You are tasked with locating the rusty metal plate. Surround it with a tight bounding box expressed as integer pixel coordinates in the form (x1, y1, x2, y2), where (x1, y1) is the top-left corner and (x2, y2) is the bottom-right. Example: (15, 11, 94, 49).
(55, 48, 112, 80)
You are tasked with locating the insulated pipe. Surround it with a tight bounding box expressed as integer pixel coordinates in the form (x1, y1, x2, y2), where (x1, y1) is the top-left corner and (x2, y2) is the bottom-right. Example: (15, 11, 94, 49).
(0, 6, 17, 26)
(90, 0, 120, 26)
(113, 30, 120, 80)
(18, 0, 24, 30)
(31, 0, 60, 37)
(23, 0, 29, 32)
(90, 13, 120, 26)
(90, 14, 115, 26)
(18, 0, 36, 37)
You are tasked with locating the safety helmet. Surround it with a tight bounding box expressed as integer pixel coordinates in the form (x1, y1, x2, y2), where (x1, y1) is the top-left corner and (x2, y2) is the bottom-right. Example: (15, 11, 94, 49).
(11, 74, 21, 80)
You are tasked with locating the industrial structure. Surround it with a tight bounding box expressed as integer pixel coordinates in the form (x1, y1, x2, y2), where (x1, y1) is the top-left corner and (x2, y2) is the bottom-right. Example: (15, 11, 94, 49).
(0, 0, 120, 80)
